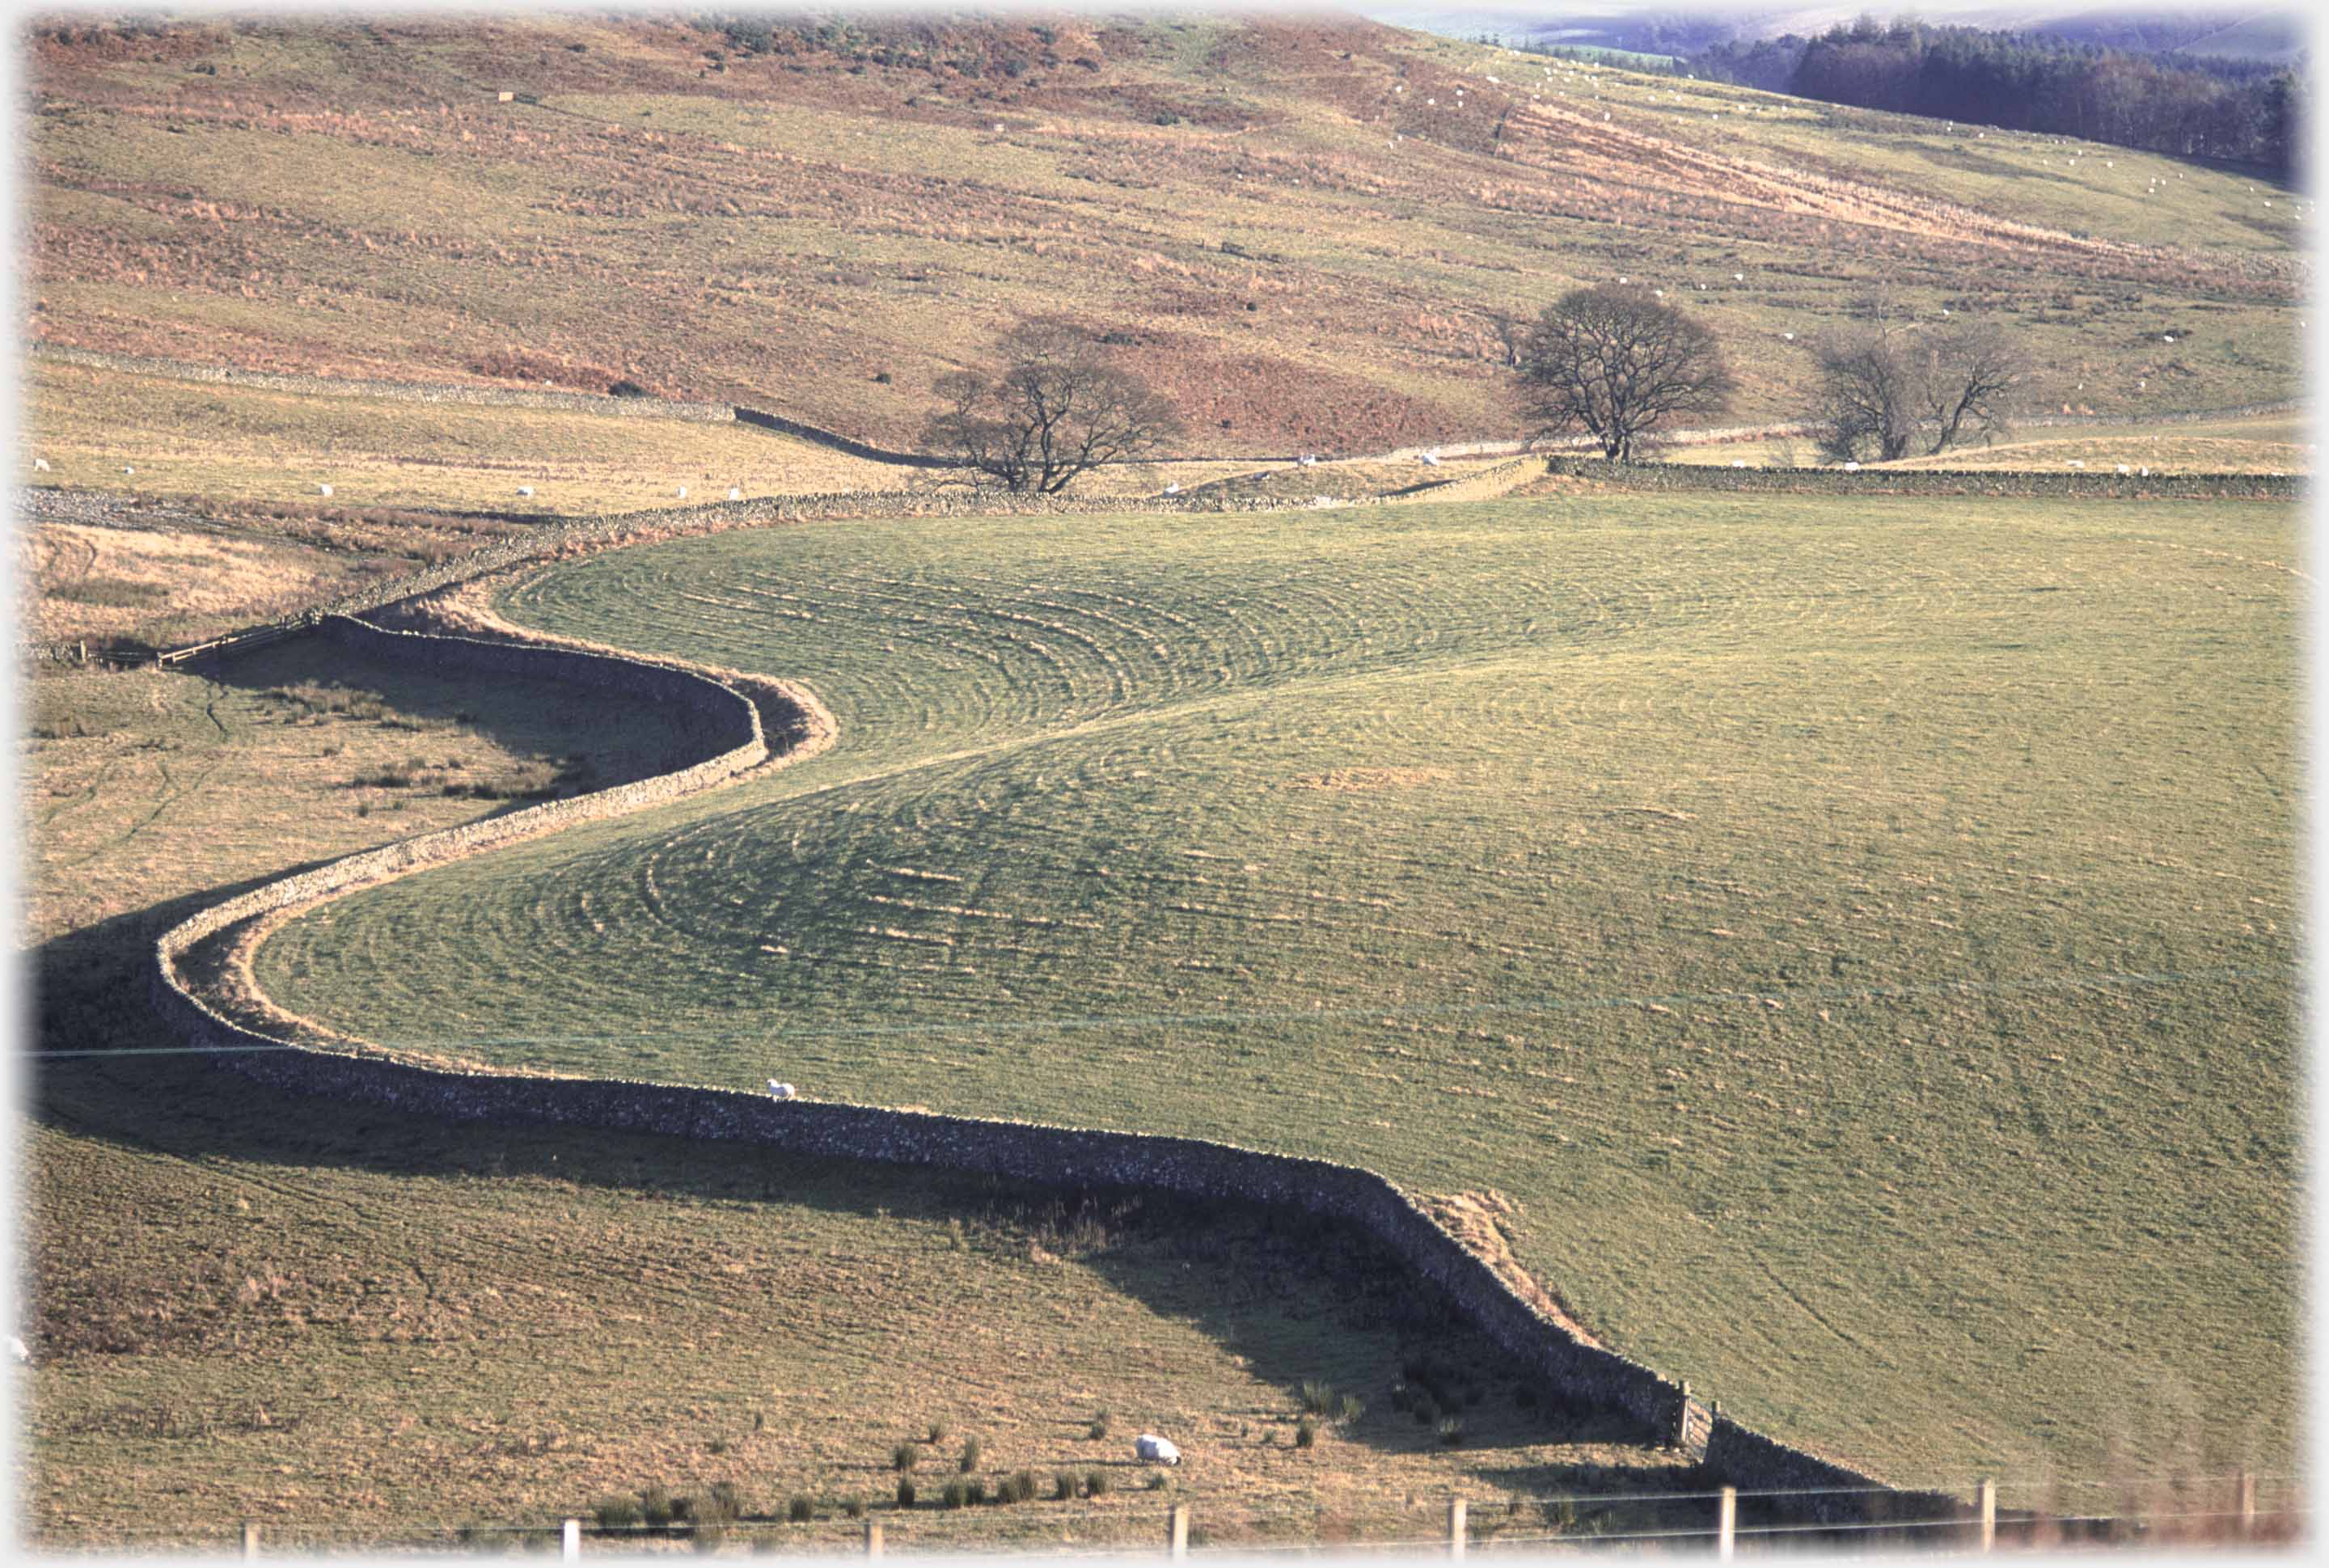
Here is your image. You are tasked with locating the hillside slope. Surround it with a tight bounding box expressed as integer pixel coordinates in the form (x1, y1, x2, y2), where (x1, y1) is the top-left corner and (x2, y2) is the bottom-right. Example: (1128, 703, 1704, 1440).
(26, 12, 2306, 457)
(255, 490, 2302, 1488)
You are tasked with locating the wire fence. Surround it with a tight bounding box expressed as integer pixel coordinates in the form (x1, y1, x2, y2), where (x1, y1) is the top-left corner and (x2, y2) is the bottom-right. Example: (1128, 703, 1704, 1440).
(50, 1473, 2305, 1558)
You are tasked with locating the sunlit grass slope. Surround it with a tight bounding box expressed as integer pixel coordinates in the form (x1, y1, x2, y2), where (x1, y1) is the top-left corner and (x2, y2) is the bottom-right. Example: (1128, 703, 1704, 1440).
(21, 360, 915, 513)
(28, 15, 2305, 454)
(256, 492, 2302, 1487)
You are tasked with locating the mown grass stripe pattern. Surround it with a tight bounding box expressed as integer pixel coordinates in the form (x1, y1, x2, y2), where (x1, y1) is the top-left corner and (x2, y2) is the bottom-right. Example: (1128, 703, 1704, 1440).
(255, 490, 2301, 1487)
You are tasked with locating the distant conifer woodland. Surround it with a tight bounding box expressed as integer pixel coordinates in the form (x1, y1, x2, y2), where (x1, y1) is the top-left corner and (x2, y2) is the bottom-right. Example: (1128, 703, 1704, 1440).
(1684, 19, 2306, 178)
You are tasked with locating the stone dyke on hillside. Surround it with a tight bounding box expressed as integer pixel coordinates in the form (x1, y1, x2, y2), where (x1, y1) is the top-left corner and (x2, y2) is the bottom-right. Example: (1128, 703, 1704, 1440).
(145, 611, 1972, 1524)
(1541, 457, 2301, 500)
(32, 343, 739, 421)
(152, 614, 767, 961)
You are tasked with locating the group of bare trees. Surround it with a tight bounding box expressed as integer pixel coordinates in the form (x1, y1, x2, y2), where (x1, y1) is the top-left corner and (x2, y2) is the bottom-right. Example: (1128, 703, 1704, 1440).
(1515, 283, 2025, 466)
(916, 285, 2026, 491)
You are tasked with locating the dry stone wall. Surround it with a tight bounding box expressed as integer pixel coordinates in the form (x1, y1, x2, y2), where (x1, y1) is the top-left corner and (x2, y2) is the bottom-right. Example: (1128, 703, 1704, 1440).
(32, 343, 737, 421)
(1542, 457, 2300, 501)
(145, 547, 1972, 1525)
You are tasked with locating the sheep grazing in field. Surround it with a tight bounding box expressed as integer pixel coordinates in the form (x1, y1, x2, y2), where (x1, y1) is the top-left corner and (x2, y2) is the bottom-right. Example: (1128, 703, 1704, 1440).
(318, 483, 333, 497)
(1299, 454, 1318, 467)
(1731, 460, 1748, 468)
(676, 485, 687, 498)
(2116, 465, 2132, 475)
(517, 485, 535, 497)
(122, 465, 135, 475)
(32, 458, 49, 472)
(767, 1080, 797, 1100)
(1134, 1434, 1181, 1465)
(10, 1336, 27, 1364)
(1164, 483, 1181, 496)
(728, 486, 742, 501)
(1418, 451, 1441, 467)
(1843, 462, 1861, 472)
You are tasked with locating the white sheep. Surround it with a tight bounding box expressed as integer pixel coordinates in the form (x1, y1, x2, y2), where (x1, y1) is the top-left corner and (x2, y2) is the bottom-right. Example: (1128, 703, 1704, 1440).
(1164, 483, 1181, 496)
(1418, 451, 1441, 467)
(318, 483, 333, 497)
(728, 486, 742, 500)
(767, 1080, 797, 1100)
(1134, 1434, 1181, 1465)
(122, 465, 135, 475)
(32, 458, 49, 472)
(517, 485, 535, 497)
(1843, 461, 1861, 472)
(10, 1336, 27, 1364)
(676, 485, 687, 498)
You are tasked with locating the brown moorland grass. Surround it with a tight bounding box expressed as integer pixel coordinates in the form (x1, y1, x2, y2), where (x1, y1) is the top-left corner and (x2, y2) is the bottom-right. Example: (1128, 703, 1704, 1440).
(24, 14, 2304, 458)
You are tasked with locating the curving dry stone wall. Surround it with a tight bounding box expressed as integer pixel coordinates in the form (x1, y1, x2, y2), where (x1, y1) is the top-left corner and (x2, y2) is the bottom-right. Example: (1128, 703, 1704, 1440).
(146, 612, 1966, 1525)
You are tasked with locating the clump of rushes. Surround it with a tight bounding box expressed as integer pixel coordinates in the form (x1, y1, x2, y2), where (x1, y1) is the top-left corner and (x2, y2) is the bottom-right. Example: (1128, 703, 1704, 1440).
(927, 1419, 949, 1444)
(965, 1477, 990, 1507)
(1439, 1415, 1465, 1447)
(940, 1479, 969, 1511)
(958, 1437, 981, 1473)
(1086, 1469, 1111, 1498)
(1144, 1472, 1171, 1492)
(1337, 1393, 1367, 1425)
(1300, 1380, 1336, 1414)
(1088, 1410, 1111, 1440)
(999, 1470, 1038, 1504)
(842, 1498, 866, 1519)
(594, 1496, 641, 1530)
(892, 1441, 919, 1473)
(1295, 1417, 1317, 1449)
(787, 1495, 815, 1523)
(1053, 1471, 1080, 1501)
(896, 1478, 918, 1509)
(640, 1486, 675, 1528)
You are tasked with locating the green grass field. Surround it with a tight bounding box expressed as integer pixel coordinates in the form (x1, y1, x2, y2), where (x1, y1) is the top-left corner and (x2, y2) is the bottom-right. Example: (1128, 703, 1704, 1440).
(25, 605, 1700, 1548)
(249, 489, 2302, 1490)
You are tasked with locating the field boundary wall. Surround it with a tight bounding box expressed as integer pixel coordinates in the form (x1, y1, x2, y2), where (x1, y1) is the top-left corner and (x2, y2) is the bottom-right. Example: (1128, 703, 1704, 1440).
(144, 611, 1965, 1525)
(1544, 457, 2301, 500)
(30, 343, 739, 421)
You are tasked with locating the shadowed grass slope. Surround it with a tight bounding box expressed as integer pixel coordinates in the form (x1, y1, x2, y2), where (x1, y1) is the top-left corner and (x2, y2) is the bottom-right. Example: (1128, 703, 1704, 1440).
(255, 490, 2302, 1488)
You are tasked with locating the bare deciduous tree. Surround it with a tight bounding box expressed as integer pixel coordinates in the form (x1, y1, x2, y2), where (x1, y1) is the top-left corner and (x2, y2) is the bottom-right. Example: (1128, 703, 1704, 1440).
(1516, 286, 1736, 461)
(1810, 303, 2027, 464)
(922, 319, 1181, 493)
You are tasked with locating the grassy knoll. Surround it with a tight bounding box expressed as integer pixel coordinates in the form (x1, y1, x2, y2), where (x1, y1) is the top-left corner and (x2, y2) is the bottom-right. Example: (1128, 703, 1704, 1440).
(256, 490, 2302, 1489)
(24, 641, 1695, 1547)
(27, 15, 2303, 455)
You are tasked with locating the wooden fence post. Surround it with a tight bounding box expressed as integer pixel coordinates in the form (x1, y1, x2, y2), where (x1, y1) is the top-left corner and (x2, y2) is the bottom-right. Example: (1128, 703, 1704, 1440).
(560, 1518, 580, 1560)
(1448, 1497, 1466, 1560)
(1976, 1477, 1996, 1553)
(865, 1518, 884, 1557)
(240, 1520, 260, 1559)
(1168, 1502, 1190, 1558)
(2238, 1471, 2256, 1540)
(1716, 1486, 1735, 1561)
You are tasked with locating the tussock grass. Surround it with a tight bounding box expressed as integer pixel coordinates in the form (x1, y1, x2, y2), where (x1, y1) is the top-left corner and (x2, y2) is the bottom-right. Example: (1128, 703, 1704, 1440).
(258, 488, 2301, 1488)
